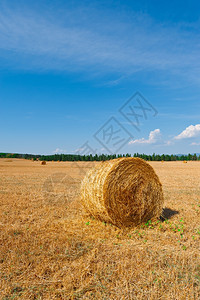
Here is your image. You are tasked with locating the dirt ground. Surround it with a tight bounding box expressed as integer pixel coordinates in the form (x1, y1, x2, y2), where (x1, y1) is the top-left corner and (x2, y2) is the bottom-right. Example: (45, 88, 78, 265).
(0, 159, 199, 299)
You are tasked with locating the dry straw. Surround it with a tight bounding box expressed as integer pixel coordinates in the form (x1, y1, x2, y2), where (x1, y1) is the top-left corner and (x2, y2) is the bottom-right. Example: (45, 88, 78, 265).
(81, 157, 164, 227)
(40, 161, 46, 165)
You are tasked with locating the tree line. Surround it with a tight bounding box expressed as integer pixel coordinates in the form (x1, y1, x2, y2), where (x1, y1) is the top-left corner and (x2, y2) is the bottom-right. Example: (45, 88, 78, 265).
(0, 152, 199, 161)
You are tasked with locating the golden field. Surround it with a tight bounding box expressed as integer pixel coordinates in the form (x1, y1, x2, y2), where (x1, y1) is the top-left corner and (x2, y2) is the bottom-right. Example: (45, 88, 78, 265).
(0, 159, 199, 299)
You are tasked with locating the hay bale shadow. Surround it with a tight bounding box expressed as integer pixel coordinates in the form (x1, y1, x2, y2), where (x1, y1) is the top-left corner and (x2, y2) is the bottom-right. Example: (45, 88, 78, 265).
(160, 207, 179, 221)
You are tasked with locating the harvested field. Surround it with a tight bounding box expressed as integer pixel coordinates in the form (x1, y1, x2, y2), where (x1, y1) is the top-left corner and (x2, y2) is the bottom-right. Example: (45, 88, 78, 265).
(0, 159, 199, 299)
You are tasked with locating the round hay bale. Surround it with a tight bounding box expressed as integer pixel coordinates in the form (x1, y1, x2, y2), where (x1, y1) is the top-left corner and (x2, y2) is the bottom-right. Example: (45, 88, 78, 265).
(81, 157, 164, 227)
(40, 161, 46, 165)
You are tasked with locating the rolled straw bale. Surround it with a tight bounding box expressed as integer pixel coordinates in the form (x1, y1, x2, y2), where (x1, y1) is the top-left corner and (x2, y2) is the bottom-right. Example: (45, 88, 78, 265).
(40, 161, 46, 165)
(81, 157, 164, 227)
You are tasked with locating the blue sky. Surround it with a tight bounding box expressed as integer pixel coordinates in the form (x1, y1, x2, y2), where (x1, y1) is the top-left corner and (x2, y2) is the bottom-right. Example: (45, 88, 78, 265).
(0, 0, 200, 155)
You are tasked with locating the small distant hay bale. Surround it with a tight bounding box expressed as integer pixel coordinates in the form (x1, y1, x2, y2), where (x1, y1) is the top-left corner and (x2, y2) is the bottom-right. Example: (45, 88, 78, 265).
(40, 161, 46, 165)
(81, 157, 164, 227)
(183, 160, 187, 163)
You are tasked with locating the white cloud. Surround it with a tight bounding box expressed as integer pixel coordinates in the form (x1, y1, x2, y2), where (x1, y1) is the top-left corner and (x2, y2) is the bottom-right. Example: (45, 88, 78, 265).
(129, 129, 161, 145)
(74, 148, 85, 153)
(53, 148, 66, 154)
(165, 140, 173, 146)
(191, 142, 200, 146)
(174, 124, 200, 140)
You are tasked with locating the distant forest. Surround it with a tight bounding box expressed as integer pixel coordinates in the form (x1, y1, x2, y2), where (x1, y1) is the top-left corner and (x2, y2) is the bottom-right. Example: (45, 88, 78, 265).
(0, 152, 199, 161)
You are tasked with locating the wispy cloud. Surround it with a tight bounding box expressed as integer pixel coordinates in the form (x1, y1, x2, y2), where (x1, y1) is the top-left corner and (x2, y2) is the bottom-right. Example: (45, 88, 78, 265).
(0, 2, 200, 81)
(74, 147, 85, 153)
(129, 129, 161, 145)
(191, 142, 200, 146)
(165, 140, 173, 146)
(53, 148, 66, 154)
(174, 124, 200, 140)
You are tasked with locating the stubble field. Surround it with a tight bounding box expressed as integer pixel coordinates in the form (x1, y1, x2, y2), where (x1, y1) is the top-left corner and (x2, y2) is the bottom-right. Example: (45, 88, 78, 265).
(0, 159, 199, 299)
